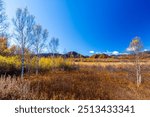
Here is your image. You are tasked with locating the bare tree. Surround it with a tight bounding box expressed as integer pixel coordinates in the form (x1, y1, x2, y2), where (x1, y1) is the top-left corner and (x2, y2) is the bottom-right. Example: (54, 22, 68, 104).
(63, 48, 67, 58)
(127, 36, 143, 87)
(0, 0, 8, 37)
(48, 37, 59, 57)
(0, 0, 9, 55)
(25, 14, 35, 75)
(12, 7, 35, 79)
(33, 24, 48, 75)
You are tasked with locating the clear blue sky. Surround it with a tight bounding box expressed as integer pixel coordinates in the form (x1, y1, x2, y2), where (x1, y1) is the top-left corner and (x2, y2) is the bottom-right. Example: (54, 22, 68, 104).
(4, 0, 150, 55)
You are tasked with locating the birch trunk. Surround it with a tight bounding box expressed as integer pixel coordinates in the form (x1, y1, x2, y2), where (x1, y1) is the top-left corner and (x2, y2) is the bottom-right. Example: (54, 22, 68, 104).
(135, 53, 141, 87)
(36, 54, 39, 75)
(21, 32, 24, 80)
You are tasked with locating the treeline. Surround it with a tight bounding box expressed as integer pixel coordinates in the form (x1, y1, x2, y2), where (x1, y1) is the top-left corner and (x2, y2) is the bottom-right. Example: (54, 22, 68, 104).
(0, 0, 60, 78)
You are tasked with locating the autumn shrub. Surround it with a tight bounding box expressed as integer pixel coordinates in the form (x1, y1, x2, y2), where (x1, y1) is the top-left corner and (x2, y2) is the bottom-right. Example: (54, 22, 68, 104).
(0, 55, 75, 75)
(0, 55, 21, 74)
(36, 57, 76, 71)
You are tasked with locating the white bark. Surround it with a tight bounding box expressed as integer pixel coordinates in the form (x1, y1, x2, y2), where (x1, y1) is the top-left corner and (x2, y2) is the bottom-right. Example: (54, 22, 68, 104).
(135, 53, 141, 87)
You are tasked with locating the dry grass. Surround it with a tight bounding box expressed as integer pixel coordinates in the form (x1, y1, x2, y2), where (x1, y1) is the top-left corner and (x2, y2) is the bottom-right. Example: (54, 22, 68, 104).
(76, 61, 150, 67)
(0, 61, 150, 100)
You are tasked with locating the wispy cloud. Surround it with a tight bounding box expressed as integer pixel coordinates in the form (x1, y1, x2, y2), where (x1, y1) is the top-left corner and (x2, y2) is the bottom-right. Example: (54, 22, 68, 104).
(103, 50, 111, 55)
(144, 49, 148, 51)
(89, 51, 95, 54)
(90, 50, 129, 55)
(103, 50, 127, 55)
(112, 51, 119, 55)
(103, 50, 119, 55)
(95, 51, 101, 54)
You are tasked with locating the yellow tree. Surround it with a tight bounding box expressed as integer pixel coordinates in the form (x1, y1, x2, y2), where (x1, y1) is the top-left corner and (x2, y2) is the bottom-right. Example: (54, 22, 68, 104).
(0, 37, 7, 55)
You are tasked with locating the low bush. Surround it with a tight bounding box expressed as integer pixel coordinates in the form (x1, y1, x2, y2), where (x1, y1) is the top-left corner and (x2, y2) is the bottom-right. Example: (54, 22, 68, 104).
(0, 55, 75, 75)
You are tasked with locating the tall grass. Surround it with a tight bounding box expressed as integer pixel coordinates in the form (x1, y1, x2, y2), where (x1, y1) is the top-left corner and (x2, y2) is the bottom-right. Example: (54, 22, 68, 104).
(0, 64, 150, 100)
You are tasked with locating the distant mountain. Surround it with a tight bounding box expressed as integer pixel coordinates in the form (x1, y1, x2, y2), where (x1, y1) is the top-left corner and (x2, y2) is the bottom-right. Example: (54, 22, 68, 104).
(33, 51, 150, 59)
(64, 51, 86, 58)
(90, 54, 110, 58)
(38, 53, 62, 57)
(36, 51, 85, 58)
(114, 51, 150, 59)
(143, 51, 150, 54)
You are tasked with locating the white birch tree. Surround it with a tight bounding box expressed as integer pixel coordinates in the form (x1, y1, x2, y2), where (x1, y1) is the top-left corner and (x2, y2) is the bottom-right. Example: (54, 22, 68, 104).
(12, 7, 35, 79)
(48, 37, 59, 57)
(127, 36, 143, 87)
(33, 24, 48, 75)
(0, 0, 9, 55)
(0, 0, 8, 37)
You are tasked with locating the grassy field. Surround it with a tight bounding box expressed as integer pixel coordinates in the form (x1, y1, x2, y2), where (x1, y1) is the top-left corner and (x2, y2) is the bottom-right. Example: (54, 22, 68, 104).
(0, 57, 150, 100)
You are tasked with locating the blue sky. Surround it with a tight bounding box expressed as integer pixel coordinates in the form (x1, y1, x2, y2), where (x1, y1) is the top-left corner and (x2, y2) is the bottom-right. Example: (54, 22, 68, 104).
(4, 0, 150, 55)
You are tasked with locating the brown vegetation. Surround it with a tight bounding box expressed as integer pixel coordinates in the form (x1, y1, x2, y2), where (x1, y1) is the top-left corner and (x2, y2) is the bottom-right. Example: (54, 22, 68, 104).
(0, 61, 150, 100)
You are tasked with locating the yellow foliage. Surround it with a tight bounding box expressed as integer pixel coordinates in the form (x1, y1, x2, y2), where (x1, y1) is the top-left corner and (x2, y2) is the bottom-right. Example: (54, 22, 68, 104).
(132, 39, 139, 45)
(0, 55, 74, 73)
(0, 55, 21, 69)
(39, 57, 73, 70)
